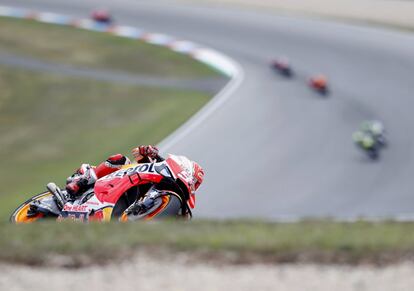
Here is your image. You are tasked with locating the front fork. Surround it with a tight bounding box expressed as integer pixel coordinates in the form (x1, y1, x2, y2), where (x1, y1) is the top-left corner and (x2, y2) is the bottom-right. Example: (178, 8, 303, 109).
(124, 187, 160, 215)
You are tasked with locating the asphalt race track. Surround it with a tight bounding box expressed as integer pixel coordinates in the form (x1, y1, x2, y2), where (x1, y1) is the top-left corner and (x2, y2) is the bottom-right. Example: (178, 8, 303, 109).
(3, 0, 414, 220)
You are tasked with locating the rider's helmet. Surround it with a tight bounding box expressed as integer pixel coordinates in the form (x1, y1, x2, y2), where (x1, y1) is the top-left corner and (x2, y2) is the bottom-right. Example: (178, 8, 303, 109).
(167, 155, 204, 209)
(370, 120, 384, 136)
(192, 162, 204, 192)
(187, 161, 204, 209)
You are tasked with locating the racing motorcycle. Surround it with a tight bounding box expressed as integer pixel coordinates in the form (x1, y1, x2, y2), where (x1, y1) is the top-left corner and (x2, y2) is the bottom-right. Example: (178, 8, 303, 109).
(10, 155, 197, 223)
(353, 131, 385, 160)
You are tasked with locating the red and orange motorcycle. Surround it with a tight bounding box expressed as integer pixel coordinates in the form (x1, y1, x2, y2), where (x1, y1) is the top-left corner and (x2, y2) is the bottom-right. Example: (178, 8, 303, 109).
(10, 155, 198, 223)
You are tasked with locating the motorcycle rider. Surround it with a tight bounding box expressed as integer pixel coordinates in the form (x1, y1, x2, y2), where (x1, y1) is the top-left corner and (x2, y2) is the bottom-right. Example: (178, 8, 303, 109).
(360, 120, 387, 147)
(28, 145, 204, 218)
(352, 120, 388, 159)
(65, 145, 161, 198)
(360, 120, 385, 138)
(63, 145, 204, 211)
(352, 130, 376, 151)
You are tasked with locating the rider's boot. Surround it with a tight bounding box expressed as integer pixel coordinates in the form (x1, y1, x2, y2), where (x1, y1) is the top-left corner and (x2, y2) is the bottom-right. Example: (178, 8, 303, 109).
(65, 164, 97, 199)
(25, 183, 65, 217)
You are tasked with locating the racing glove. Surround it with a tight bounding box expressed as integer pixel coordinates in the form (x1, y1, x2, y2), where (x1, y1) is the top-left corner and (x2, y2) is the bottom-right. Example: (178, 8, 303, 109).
(132, 145, 159, 162)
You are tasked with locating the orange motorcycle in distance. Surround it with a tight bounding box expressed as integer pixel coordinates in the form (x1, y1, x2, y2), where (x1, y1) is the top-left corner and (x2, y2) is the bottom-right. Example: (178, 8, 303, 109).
(309, 74, 329, 95)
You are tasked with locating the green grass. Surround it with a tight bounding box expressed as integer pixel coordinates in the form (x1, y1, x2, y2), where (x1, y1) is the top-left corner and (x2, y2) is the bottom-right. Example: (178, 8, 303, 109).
(2, 220, 414, 267)
(0, 66, 210, 220)
(0, 17, 219, 78)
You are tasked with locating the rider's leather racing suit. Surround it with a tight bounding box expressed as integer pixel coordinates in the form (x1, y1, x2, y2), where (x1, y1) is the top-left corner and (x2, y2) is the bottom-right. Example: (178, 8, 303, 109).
(66, 145, 162, 198)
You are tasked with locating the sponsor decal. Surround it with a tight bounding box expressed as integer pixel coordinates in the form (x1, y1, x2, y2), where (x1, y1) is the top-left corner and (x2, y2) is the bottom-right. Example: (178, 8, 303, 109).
(58, 211, 89, 222)
(85, 201, 100, 206)
(104, 163, 158, 179)
(63, 204, 88, 212)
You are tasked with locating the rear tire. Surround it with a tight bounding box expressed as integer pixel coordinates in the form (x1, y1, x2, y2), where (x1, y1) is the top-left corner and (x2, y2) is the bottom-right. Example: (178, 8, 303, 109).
(9, 192, 52, 223)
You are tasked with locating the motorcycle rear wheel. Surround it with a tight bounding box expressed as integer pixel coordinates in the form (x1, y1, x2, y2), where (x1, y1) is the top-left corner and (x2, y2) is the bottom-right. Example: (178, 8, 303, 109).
(9, 191, 52, 224)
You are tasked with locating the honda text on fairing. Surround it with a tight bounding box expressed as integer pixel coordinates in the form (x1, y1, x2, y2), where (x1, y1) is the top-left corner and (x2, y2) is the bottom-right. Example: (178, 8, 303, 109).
(10, 155, 203, 223)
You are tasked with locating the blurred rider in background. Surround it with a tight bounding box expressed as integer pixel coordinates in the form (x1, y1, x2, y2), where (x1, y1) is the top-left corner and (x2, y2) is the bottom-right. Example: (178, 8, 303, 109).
(360, 120, 385, 140)
(352, 120, 387, 158)
(352, 130, 376, 151)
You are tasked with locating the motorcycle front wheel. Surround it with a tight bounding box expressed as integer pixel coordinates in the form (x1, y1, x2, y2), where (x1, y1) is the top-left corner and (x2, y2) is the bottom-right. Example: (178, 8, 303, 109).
(120, 193, 184, 222)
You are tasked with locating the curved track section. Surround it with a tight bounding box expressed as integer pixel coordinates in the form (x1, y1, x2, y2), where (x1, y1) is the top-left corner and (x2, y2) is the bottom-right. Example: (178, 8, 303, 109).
(3, 0, 414, 220)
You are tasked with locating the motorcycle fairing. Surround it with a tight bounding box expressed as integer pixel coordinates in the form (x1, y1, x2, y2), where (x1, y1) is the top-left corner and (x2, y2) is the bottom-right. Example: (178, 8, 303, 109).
(58, 194, 114, 222)
(165, 155, 196, 208)
(94, 162, 164, 204)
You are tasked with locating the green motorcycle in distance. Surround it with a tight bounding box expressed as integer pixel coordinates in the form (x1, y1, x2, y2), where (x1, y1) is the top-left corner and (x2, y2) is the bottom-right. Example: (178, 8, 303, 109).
(353, 120, 387, 160)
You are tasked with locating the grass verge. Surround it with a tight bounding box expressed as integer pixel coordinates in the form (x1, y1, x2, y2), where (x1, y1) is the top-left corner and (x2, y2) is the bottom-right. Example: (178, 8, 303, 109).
(0, 17, 219, 78)
(2, 220, 414, 267)
(0, 66, 210, 220)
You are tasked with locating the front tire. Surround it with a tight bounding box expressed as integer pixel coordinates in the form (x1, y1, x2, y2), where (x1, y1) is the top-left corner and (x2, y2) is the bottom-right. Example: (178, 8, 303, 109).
(120, 193, 184, 222)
